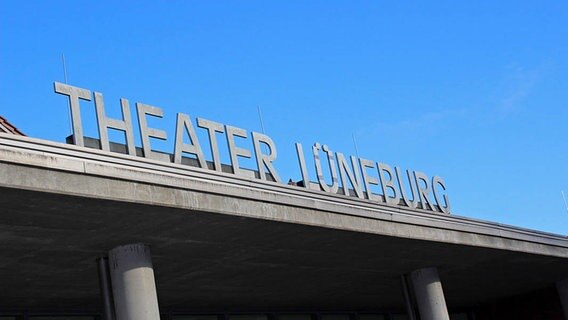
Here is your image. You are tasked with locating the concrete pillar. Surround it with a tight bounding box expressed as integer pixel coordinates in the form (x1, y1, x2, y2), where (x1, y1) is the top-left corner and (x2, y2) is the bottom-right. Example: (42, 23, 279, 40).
(109, 243, 160, 320)
(410, 267, 450, 320)
(557, 278, 568, 320)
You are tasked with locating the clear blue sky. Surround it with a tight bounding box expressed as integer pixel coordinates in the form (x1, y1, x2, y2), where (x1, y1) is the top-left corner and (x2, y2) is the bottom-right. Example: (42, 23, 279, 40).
(1, 1, 567, 234)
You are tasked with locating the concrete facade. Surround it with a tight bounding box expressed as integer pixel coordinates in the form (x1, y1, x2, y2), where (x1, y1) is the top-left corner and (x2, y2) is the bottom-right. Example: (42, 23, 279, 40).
(0, 133, 567, 317)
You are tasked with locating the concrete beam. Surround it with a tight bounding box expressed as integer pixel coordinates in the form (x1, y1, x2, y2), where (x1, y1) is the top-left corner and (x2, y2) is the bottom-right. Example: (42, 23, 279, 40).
(0, 134, 567, 258)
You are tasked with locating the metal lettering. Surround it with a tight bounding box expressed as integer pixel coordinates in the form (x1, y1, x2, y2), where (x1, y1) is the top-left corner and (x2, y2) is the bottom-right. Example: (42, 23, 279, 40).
(94, 93, 136, 155)
(432, 175, 451, 214)
(197, 118, 224, 172)
(136, 103, 167, 160)
(252, 132, 280, 182)
(360, 158, 381, 202)
(396, 167, 419, 209)
(378, 162, 399, 205)
(174, 113, 207, 168)
(337, 152, 364, 198)
(53, 82, 452, 215)
(414, 171, 433, 210)
(295, 143, 312, 189)
(313, 143, 339, 193)
(225, 125, 252, 177)
(53, 82, 91, 147)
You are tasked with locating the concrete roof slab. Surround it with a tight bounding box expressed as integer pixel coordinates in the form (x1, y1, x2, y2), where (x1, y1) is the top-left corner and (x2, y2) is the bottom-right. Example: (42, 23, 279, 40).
(0, 134, 567, 312)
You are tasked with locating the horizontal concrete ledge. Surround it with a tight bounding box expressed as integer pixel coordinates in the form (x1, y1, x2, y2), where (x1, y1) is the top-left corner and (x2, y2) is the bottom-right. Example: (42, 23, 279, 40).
(1, 133, 567, 257)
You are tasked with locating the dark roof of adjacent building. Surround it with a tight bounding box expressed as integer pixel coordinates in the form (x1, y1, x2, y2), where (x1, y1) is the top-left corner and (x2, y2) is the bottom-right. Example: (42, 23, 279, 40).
(0, 116, 25, 136)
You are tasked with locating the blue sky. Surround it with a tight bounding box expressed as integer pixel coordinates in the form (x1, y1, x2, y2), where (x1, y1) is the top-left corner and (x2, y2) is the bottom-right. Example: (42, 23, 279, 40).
(1, 1, 567, 234)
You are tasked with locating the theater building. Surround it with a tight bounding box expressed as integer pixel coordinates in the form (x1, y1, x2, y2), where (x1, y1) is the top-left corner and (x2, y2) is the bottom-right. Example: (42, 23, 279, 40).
(0, 84, 567, 320)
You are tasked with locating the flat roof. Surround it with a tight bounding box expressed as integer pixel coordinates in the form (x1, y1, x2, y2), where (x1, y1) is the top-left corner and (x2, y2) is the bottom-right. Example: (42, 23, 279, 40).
(0, 133, 567, 311)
